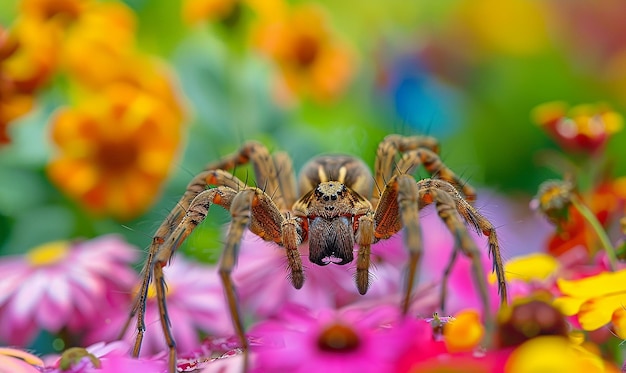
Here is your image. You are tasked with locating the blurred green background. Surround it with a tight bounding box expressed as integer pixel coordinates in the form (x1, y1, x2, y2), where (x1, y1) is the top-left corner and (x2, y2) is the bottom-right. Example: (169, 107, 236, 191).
(2, 0, 626, 262)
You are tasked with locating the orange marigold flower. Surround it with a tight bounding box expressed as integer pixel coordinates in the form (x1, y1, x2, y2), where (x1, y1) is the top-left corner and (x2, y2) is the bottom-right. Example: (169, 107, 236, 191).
(19, 0, 90, 26)
(1, 23, 51, 145)
(554, 269, 626, 338)
(532, 101, 623, 154)
(59, 2, 185, 122)
(60, 1, 137, 87)
(252, 3, 355, 103)
(3, 17, 59, 93)
(182, 0, 239, 24)
(47, 83, 184, 220)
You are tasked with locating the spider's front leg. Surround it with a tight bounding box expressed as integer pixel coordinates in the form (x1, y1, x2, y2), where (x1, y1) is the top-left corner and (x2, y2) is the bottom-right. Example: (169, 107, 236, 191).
(126, 170, 246, 356)
(150, 186, 239, 373)
(164, 186, 304, 372)
(368, 174, 424, 313)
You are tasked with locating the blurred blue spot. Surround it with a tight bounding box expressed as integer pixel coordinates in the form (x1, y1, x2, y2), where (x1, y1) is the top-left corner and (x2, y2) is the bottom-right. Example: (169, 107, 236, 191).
(386, 55, 464, 138)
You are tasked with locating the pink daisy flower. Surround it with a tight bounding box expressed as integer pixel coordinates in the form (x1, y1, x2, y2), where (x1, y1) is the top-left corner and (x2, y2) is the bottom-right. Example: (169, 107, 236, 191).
(89, 255, 234, 356)
(249, 303, 426, 373)
(0, 235, 138, 346)
(42, 341, 167, 373)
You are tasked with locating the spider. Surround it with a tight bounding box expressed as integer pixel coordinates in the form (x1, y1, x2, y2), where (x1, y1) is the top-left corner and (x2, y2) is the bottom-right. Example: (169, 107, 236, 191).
(126, 134, 508, 372)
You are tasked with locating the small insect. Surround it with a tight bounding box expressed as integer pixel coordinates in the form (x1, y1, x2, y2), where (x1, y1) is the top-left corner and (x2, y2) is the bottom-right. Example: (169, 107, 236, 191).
(125, 134, 508, 372)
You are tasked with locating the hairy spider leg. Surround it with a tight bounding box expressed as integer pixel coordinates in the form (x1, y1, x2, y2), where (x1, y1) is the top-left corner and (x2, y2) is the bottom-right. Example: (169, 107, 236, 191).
(152, 185, 301, 373)
(417, 182, 492, 322)
(127, 141, 297, 360)
(373, 134, 440, 207)
(418, 179, 507, 306)
(393, 148, 477, 203)
(204, 141, 288, 210)
(370, 174, 423, 314)
(272, 151, 298, 208)
(153, 187, 238, 373)
(125, 170, 246, 355)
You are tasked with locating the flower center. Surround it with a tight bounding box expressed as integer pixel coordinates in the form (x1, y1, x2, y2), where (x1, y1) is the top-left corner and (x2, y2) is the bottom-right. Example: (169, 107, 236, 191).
(95, 140, 140, 172)
(26, 241, 70, 267)
(293, 35, 320, 68)
(316, 322, 361, 353)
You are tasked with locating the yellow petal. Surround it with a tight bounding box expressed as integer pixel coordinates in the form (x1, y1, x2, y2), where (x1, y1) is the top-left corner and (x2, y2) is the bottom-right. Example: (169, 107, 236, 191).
(556, 270, 626, 298)
(503, 253, 559, 282)
(577, 293, 626, 331)
(553, 296, 587, 317)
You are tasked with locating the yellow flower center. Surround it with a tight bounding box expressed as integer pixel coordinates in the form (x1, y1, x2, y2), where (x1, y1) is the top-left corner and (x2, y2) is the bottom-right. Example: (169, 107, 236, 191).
(26, 241, 70, 267)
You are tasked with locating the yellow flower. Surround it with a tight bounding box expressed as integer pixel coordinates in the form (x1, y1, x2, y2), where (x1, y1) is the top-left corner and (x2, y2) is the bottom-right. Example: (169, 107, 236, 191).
(443, 309, 484, 353)
(504, 336, 619, 373)
(454, 0, 550, 56)
(182, 0, 239, 24)
(47, 83, 184, 220)
(252, 3, 355, 103)
(553, 269, 626, 338)
(494, 252, 560, 284)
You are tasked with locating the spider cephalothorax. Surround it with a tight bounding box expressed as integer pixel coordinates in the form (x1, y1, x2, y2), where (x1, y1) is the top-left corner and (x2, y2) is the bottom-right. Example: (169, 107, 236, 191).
(294, 156, 373, 267)
(125, 135, 508, 373)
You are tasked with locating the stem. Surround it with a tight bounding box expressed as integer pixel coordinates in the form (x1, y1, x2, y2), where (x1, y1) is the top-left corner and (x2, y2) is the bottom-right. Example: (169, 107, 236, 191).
(570, 195, 618, 271)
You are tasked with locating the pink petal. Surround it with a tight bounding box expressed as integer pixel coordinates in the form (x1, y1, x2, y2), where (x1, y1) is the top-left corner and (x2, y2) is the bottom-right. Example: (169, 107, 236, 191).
(10, 271, 48, 323)
(47, 275, 72, 314)
(67, 268, 105, 297)
(0, 269, 28, 306)
(38, 291, 70, 331)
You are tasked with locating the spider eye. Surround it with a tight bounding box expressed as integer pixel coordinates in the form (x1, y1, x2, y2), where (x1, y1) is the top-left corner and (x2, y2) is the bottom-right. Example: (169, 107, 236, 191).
(331, 195, 337, 200)
(323, 195, 330, 201)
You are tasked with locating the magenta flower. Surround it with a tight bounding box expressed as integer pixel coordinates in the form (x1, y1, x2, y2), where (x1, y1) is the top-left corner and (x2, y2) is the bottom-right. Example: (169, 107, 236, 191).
(249, 303, 425, 373)
(89, 255, 234, 356)
(233, 230, 409, 318)
(0, 235, 138, 346)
